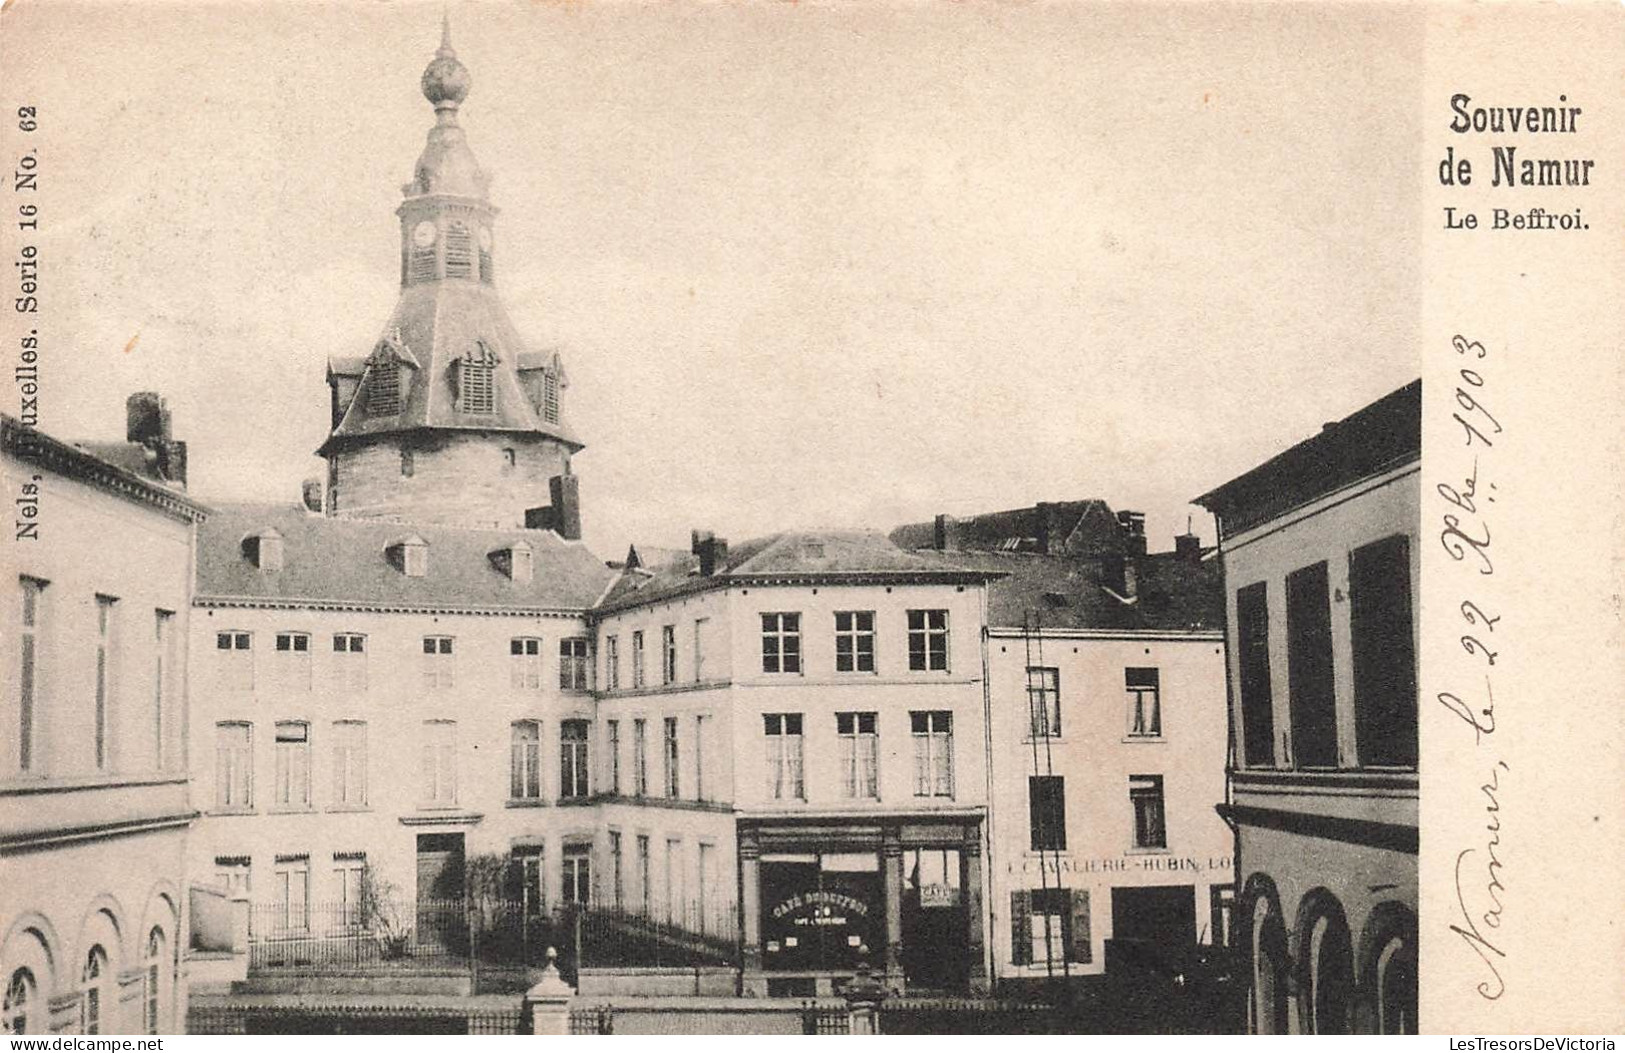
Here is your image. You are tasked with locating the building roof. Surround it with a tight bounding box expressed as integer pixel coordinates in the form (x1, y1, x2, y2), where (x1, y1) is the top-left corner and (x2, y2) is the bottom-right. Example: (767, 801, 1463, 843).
(915, 547, 1222, 633)
(594, 530, 1005, 615)
(1193, 379, 1421, 536)
(194, 502, 614, 612)
(2, 415, 208, 522)
(889, 499, 1128, 557)
(319, 281, 581, 455)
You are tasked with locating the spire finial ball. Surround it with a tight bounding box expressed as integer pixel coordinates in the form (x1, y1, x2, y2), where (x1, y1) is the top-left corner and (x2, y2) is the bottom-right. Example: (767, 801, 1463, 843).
(421, 18, 470, 109)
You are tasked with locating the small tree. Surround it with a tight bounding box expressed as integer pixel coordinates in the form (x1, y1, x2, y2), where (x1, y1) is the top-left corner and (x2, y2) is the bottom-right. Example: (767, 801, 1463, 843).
(359, 865, 413, 959)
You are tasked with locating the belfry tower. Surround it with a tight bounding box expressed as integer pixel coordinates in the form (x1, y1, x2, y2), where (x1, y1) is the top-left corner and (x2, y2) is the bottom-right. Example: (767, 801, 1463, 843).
(319, 20, 583, 535)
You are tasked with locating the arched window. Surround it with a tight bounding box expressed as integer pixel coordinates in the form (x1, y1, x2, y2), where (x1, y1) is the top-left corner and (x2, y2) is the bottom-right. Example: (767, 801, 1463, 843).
(81, 944, 109, 1035)
(1248, 897, 1288, 1035)
(1376, 934, 1417, 1034)
(1307, 913, 1353, 1033)
(144, 928, 166, 1035)
(2, 968, 35, 1034)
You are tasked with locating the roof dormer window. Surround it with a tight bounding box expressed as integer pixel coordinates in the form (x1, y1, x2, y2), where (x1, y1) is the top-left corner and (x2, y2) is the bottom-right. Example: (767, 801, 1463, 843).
(490, 541, 533, 583)
(542, 370, 559, 424)
(387, 535, 429, 578)
(368, 358, 400, 415)
(456, 342, 497, 415)
(243, 529, 285, 573)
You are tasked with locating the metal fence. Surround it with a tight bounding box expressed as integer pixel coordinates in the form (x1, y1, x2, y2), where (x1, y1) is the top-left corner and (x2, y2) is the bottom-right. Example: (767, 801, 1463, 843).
(246, 897, 738, 981)
(188, 1004, 527, 1035)
(566, 1000, 850, 1035)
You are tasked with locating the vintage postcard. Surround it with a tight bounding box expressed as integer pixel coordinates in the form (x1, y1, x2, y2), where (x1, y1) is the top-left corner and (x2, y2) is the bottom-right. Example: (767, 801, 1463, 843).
(0, 0, 1619, 1039)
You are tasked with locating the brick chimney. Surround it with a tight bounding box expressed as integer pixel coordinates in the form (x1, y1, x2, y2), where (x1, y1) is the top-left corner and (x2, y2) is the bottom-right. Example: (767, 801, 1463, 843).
(691, 530, 729, 577)
(125, 392, 187, 488)
(1034, 502, 1052, 555)
(549, 473, 581, 540)
(1175, 532, 1202, 562)
(1116, 510, 1147, 558)
(933, 514, 949, 552)
(301, 477, 324, 514)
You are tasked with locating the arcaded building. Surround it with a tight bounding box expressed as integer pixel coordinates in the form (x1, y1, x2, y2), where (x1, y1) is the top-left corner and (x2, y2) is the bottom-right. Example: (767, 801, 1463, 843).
(1194, 381, 1420, 1035)
(2, 402, 207, 1035)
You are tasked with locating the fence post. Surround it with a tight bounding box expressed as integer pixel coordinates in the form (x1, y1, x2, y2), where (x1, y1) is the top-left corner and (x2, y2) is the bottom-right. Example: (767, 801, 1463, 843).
(840, 947, 889, 1035)
(525, 946, 576, 1036)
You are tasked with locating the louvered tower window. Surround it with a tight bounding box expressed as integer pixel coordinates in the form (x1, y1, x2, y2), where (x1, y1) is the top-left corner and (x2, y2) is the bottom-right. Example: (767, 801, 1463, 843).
(479, 238, 494, 284)
(444, 221, 473, 279)
(459, 343, 496, 415)
(367, 359, 401, 416)
(542, 371, 560, 424)
(408, 239, 437, 284)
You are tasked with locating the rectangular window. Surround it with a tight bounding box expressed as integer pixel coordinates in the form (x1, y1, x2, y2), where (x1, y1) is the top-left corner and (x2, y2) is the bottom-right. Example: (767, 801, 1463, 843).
(665, 838, 683, 925)
(609, 831, 624, 910)
(1011, 889, 1090, 966)
(661, 625, 677, 685)
(760, 613, 802, 674)
(631, 631, 646, 689)
(1235, 582, 1275, 768)
(698, 842, 716, 935)
(273, 722, 310, 808)
(693, 618, 708, 682)
(907, 609, 949, 672)
(272, 857, 310, 934)
(1028, 667, 1061, 738)
(606, 635, 620, 692)
(216, 630, 253, 691)
(560, 638, 591, 691)
(1350, 534, 1417, 768)
(514, 847, 545, 916)
(632, 718, 648, 796)
(911, 711, 954, 797)
(421, 720, 457, 806)
(763, 713, 805, 800)
(637, 835, 652, 916)
(1028, 774, 1066, 851)
(330, 721, 368, 808)
(153, 610, 174, 770)
(834, 611, 876, 673)
(1286, 561, 1338, 768)
(606, 719, 621, 795)
(94, 595, 116, 770)
(332, 854, 366, 928)
(331, 633, 367, 693)
(694, 714, 708, 802)
(837, 712, 879, 799)
(510, 721, 541, 800)
(561, 719, 590, 799)
(421, 636, 455, 691)
(273, 632, 312, 692)
(663, 716, 679, 797)
(215, 722, 253, 810)
(16, 577, 43, 774)
(510, 637, 542, 690)
(563, 846, 591, 906)
(1126, 667, 1162, 738)
(1129, 774, 1167, 849)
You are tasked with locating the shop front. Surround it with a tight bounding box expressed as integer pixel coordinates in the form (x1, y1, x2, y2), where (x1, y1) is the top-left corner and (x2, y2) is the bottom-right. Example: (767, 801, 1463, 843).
(739, 815, 987, 997)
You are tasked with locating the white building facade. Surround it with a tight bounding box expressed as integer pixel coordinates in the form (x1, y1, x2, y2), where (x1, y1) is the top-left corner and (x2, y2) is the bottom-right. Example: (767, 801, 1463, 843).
(2, 404, 206, 1036)
(1195, 380, 1420, 1035)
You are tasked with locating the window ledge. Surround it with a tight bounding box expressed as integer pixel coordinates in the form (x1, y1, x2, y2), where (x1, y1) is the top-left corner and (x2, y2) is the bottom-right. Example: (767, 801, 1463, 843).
(1022, 736, 1067, 746)
(325, 805, 372, 814)
(1122, 735, 1166, 744)
(209, 807, 258, 817)
(1125, 846, 1171, 856)
(506, 798, 550, 809)
(266, 806, 317, 815)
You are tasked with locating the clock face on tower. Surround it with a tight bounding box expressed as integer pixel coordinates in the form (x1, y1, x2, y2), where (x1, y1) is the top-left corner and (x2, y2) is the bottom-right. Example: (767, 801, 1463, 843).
(478, 226, 492, 252)
(412, 220, 437, 248)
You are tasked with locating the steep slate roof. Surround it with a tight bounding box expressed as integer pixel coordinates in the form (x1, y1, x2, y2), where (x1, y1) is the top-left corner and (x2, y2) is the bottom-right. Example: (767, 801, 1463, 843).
(195, 502, 613, 611)
(72, 441, 176, 486)
(1194, 379, 1421, 535)
(595, 530, 1004, 615)
(889, 499, 1127, 557)
(2, 415, 208, 522)
(319, 282, 581, 456)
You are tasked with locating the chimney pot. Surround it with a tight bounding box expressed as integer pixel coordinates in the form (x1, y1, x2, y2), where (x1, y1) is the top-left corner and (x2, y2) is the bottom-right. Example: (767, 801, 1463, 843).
(126, 392, 170, 446)
(932, 514, 949, 552)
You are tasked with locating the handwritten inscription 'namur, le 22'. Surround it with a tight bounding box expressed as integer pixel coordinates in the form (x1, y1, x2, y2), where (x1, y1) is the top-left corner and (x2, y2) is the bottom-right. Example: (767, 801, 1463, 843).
(1436, 334, 1510, 1002)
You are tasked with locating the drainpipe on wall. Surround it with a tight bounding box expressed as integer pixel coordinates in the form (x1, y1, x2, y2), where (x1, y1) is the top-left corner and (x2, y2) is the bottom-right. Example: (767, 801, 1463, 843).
(978, 581, 998, 991)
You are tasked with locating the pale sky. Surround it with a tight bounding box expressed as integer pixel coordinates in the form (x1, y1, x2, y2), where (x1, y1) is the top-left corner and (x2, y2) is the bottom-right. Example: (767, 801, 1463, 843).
(4, 1, 1422, 558)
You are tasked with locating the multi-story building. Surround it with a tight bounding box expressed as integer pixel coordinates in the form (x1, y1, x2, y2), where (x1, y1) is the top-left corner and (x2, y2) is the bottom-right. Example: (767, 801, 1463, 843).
(1193, 380, 1420, 1035)
(2, 399, 207, 1035)
(893, 503, 1234, 992)
(591, 531, 999, 996)
(187, 502, 613, 924)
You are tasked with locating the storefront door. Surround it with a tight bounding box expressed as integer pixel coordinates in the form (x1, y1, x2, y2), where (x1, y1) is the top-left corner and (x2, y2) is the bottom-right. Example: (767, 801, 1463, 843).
(760, 852, 882, 972)
(902, 848, 967, 991)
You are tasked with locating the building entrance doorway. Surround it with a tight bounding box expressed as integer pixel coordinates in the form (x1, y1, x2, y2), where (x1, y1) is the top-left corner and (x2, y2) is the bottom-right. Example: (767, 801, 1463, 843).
(1111, 884, 1197, 951)
(416, 833, 466, 950)
(759, 852, 881, 973)
(901, 847, 967, 991)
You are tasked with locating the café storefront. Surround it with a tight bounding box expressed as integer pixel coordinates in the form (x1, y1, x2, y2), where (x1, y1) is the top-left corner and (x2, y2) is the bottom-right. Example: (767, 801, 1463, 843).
(738, 813, 988, 996)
